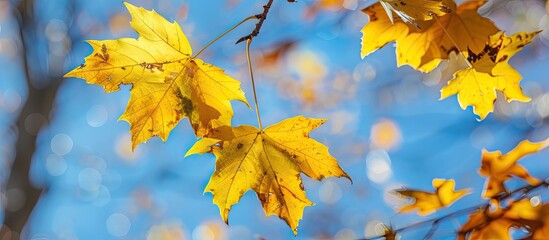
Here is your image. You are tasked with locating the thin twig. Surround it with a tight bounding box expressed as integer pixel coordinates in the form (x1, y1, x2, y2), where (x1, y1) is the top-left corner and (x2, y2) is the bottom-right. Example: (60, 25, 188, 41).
(236, 0, 275, 44)
(456, 180, 549, 236)
(193, 15, 257, 58)
(499, 179, 549, 202)
(359, 179, 549, 240)
(423, 219, 440, 240)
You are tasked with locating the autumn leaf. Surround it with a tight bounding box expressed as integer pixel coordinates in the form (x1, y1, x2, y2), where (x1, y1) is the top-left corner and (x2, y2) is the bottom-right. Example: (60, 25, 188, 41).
(361, 1, 498, 72)
(458, 199, 541, 240)
(440, 31, 539, 119)
(440, 64, 526, 120)
(394, 178, 470, 216)
(479, 138, 549, 199)
(361, 2, 412, 59)
(378, 0, 452, 28)
(185, 116, 350, 234)
(64, 2, 249, 149)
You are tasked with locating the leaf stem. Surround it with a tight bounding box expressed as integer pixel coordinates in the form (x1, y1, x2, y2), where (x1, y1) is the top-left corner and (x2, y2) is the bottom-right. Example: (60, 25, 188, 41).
(193, 15, 257, 59)
(432, 14, 473, 68)
(245, 39, 263, 131)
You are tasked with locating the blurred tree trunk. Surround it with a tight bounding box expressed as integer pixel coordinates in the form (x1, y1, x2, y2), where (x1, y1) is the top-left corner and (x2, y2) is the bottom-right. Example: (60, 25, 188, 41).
(1, 0, 62, 238)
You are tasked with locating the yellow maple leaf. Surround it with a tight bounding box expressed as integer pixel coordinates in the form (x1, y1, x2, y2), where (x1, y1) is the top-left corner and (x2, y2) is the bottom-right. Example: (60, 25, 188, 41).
(361, 1, 498, 72)
(361, 2, 413, 58)
(458, 199, 541, 240)
(440, 31, 539, 120)
(378, 0, 452, 28)
(185, 116, 350, 234)
(478, 138, 549, 199)
(64, 2, 249, 149)
(394, 178, 470, 216)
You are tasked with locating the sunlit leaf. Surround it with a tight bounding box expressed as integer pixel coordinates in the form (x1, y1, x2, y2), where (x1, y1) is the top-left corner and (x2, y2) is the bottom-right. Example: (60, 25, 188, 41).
(478, 138, 549, 199)
(395, 178, 470, 215)
(361, 1, 498, 72)
(440, 31, 539, 119)
(65, 2, 249, 149)
(458, 199, 540, 240)
(186, 116, 350, 234)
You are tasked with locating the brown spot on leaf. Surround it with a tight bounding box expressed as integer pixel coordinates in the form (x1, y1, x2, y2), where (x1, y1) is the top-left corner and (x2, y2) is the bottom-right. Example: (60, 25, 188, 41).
(164, 72, 178, 84)
(94, 44, 110, 62)
(101, 44, 107, 54)
(259, 193, 268, 202)
(141, 62, 164, 72)
(498, 55, 508, 62)
(181, 96, 193, 117)
(441, 5, 452, 13)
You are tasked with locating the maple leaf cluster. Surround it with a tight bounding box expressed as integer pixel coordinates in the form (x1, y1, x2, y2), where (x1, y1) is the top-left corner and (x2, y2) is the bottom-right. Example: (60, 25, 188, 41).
(361, 0, 540, 120)
(63, 0, 549, 237)
(390, 138, 549, 239)
(457, 139, 549, 239)
(64, 2, 349, 235)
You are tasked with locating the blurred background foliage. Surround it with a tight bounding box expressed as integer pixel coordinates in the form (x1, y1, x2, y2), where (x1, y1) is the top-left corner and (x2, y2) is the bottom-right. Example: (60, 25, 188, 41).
(1, 0, 549, 239)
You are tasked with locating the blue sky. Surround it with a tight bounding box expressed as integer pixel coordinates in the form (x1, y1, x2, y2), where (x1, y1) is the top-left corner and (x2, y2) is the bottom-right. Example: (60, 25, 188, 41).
(1, 0, 549, 239)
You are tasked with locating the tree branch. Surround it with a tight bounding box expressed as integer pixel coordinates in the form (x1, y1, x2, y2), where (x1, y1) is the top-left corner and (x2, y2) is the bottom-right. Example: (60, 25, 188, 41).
(235, 0, 275, 44)
(360, 179, 549, 240)
(1, 0, 70, 238)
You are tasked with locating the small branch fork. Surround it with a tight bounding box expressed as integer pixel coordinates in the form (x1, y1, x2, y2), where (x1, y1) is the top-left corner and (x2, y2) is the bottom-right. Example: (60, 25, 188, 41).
(360, 178, 549, 240)
(236, 0, 278, 44)
(235, 0, 299, 44)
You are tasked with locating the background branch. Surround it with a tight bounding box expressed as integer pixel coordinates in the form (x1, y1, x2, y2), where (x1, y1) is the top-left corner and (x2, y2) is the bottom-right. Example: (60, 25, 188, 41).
(1, 0, 72, 238)
(360, 179, 549, 240)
